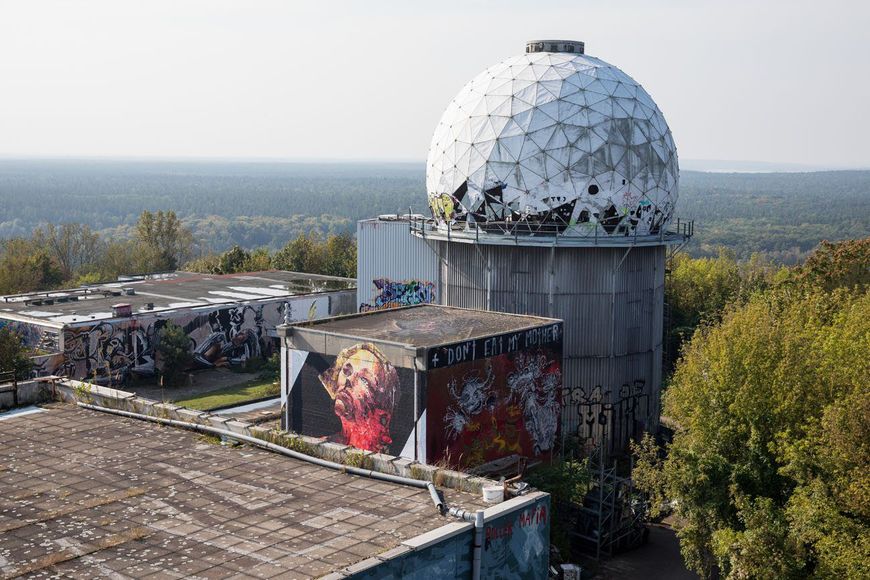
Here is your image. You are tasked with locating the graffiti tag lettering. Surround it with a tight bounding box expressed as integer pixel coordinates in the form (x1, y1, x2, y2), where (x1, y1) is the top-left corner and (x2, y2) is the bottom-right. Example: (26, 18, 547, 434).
(360, 279, 436, 312)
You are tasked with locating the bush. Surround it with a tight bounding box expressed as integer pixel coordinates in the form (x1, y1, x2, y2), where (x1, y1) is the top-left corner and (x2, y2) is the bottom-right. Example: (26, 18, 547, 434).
(0, 327, 33, 380)
(155, 322, 192, 386)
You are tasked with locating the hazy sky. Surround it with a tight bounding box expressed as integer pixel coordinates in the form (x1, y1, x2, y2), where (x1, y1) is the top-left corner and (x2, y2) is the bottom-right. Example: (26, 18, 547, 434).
(2, 0, 868, 166)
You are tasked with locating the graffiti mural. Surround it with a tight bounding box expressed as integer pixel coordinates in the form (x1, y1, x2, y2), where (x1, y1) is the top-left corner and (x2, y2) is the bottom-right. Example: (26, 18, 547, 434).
(55, 295, 329, 385)
(286, 345, 417, 457)
(507, 352, 562, 456)
(284, 321, 563, 466)
(359, 278, 436, 312)
(561, 379, 652, 455)
(0, 319, 57, 351)
(317, 343, 400, 453)
(427, 324, 563, 468)
(480, 494, 551, 578)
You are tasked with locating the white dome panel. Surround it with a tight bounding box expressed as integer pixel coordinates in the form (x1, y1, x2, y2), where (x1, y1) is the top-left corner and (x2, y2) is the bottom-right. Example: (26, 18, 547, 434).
(425, 45, 679, 237)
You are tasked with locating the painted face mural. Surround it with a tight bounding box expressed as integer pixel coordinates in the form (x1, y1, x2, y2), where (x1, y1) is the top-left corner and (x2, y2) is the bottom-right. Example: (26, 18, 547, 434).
(318, 343, 400, 453)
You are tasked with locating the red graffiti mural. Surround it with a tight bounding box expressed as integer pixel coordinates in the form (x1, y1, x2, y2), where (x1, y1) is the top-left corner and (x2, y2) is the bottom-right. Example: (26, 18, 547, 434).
(318, 343, 400, 453)
(427, 347, 562, 468)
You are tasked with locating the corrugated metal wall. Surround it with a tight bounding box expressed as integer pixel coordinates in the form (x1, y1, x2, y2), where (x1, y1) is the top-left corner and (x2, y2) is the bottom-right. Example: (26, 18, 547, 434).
(438, 241, 666, 453)
(355, 217, 667, 453)
(357, 218, 441, 311)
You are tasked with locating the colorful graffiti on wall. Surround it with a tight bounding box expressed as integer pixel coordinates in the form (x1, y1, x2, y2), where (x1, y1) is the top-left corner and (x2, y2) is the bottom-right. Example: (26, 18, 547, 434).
(480, 494, 551, 578)
(0, 319, 58, 351)
(427, 323, 563, 467)
(359, 278, 436, 312)
(427, 347, 562, 467)
(317, 343, 401, 453)
(286, 322, 563, 467)
(59, 296, 328, 385)
(286, 345, 417, 457)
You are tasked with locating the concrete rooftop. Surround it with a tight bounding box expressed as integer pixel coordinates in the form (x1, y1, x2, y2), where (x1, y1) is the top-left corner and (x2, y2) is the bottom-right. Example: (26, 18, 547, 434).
(0, 271, 355, 326)
(286, 304, 560, 348)
(0, 404, 482, 579)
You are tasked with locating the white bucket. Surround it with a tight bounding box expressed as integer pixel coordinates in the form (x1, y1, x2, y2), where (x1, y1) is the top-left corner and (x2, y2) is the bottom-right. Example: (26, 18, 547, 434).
(482, 485, 504, 504)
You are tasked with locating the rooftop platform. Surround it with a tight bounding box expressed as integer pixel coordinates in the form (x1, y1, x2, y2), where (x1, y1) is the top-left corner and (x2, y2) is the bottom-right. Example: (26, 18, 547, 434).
(284, 304, 560, 348)
(0, 404, 482, 579)
(0, 270, 355, 326)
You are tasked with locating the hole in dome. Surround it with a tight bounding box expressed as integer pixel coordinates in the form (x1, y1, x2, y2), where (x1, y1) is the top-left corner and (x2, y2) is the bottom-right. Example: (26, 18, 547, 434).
(588, 184, 599, 195)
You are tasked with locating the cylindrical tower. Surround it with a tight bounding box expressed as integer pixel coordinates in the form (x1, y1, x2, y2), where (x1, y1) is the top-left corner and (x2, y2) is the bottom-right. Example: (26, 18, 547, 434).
(418, 40, 690, 454)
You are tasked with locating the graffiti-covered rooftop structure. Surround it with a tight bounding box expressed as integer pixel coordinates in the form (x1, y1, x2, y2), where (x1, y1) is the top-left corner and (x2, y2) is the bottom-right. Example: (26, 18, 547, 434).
(0, 270, 356, 384)
(280, 305, 563, 469)
(358, 41, 693, 456)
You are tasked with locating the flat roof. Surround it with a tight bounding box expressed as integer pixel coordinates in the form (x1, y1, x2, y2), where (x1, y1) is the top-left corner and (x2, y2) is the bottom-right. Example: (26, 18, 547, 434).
(0, 270, 355, 326)
(288, 304, 561, 348)
(0, 404, 483, 579)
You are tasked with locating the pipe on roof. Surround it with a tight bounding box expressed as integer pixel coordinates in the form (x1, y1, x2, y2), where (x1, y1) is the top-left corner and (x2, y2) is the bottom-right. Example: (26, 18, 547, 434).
(76, 402, 451, 514)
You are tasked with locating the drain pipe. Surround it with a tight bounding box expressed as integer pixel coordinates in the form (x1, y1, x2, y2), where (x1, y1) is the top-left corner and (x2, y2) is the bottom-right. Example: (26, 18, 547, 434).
(445, 507, 485, 579)
(77, 402, 446, 514)
(472, 509, 485, 580)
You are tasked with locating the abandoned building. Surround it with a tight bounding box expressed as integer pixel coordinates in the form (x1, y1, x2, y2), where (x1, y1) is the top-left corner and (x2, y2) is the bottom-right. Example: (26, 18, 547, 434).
(0, 270, 355, 385)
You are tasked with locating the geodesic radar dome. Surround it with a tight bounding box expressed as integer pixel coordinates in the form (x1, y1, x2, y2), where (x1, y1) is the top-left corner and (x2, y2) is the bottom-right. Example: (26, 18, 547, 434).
(426, 40, 678, 237)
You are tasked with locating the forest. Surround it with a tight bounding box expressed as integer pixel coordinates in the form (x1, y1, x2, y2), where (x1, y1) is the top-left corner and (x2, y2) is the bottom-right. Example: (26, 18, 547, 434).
(1, 159, 867, 263)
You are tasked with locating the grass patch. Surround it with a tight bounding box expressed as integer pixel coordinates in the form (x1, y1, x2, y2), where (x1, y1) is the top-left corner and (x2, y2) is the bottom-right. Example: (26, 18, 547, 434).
(172, 379, 279, 411)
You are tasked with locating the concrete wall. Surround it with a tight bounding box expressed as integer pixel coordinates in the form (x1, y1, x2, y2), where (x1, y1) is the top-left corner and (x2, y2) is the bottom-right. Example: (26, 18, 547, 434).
(282, 322, 564, 469)
(0, 379, 52, 410)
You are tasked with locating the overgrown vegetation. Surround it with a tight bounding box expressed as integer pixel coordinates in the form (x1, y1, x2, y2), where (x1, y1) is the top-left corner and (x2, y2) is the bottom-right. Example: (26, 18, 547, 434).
(0, 211, 193, 294)
(634, 238, 869, 579)
(664, 249, 779, 371)
(525, 458, 592, 560)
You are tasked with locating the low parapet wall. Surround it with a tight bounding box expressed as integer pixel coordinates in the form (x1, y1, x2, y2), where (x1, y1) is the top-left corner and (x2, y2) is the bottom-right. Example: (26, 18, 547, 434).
(324, 492, 551, 579)
(47, 378, 499, 495)
(0, 378, 53, 410)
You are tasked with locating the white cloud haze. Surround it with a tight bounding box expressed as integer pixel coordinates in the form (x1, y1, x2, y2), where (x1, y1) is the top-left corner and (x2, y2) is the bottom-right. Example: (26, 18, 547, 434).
(1, 0, 868, 166)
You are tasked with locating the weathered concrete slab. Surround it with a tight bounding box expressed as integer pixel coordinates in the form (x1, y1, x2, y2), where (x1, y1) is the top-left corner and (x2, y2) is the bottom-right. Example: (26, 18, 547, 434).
(0, 404, 486, 579)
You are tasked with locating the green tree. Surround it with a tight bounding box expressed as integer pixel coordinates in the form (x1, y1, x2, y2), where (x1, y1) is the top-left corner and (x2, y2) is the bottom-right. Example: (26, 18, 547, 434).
(155, 322, 192, 386)
(0, 239, 64, 294)
(272, 232, 324, 273)
(218, 245, 251, 274)
(32, 223, 102, 280)
(321, 233, 357, 278)
(638, 238, 870, 579)
(135, 210, 194, 271)
(0, 327, 33, 380)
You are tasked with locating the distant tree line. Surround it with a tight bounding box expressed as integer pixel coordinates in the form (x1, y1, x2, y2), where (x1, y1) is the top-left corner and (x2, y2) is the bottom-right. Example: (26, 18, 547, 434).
(0, 212, 356, 296)
(0, 210, 192, 295)
(184, 232, 356, 278)
(2, 160, 866, 263)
